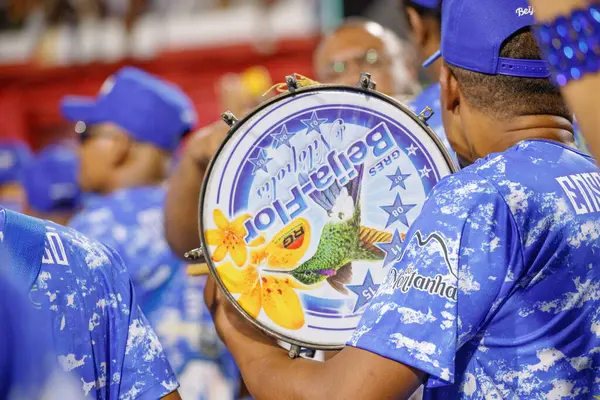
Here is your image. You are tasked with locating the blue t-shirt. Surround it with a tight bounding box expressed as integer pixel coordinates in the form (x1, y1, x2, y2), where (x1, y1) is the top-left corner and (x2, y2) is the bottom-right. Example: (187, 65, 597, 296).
(69, 186, 240, 399)
(0, 207, 179, 399)
(349, 140, 600, 398)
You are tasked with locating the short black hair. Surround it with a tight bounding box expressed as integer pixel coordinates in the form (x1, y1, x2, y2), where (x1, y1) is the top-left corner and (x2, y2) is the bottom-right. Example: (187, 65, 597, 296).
(447, 29, 571, 121)
(402, 1, 442, 24)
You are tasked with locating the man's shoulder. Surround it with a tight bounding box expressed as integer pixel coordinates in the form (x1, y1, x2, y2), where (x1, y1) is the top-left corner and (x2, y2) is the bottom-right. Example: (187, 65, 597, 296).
(39, 221, 131, 290)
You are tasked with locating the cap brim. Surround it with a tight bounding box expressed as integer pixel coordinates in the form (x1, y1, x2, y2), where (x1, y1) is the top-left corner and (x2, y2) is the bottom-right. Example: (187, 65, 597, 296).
(60, 96, 103, 123)
(422, 50, 442, 68)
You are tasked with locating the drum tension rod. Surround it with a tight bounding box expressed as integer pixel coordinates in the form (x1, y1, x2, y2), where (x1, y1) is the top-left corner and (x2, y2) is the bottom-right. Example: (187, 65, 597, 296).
(288, 345, 316, 359)
(358, 72, 377, 90)
(418, 107, 435, 123)
(184, 248, 207, 263)
(285, 75, 299, 93)
(221, 111, 239, 127)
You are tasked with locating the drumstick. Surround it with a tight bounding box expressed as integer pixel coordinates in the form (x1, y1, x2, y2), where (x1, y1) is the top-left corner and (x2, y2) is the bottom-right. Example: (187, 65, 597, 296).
(187, 263, 210, 276)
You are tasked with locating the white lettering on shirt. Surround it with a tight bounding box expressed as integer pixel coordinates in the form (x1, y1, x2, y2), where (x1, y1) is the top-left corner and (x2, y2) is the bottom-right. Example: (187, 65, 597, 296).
(556, 172, 600, 215)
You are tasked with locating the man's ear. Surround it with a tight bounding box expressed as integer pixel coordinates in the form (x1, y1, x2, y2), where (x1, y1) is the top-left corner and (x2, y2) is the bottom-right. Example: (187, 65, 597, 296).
(405, 7, 427, 48)
(108, 132, 133, 168)
(440, 64, 460, 115)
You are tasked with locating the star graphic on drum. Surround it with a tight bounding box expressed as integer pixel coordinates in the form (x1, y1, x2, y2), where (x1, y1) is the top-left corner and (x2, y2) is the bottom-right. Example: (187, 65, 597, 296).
(406, 144, 419, 156)
(270, 125, 295, 148)
(380, 194, 417, 228)
(419, 166, 432, 178)
(347, 270, 379, 313)
(301, 111, 328, 135)
(375, 229, 405, 267)
(386, 167, 411, 191)
(248, 149, 272, 175)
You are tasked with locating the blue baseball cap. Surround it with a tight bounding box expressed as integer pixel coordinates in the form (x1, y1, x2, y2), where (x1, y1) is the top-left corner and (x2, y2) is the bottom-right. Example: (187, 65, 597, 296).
(60, 67, 197, 152)
(21, 145, 81, 213)
(0, 142, 31, 186)
(409, 0, 441, 9)
(423, 0, 551, 79)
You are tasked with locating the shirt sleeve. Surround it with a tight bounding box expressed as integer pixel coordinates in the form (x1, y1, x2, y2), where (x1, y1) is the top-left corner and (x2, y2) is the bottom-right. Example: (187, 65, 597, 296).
(347, 172, 523, 388)
(103, 247, 180, 400)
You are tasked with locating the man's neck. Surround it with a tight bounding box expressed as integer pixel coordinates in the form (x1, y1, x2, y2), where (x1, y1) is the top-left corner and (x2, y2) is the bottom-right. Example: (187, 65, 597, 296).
(484, 115, 576, 155)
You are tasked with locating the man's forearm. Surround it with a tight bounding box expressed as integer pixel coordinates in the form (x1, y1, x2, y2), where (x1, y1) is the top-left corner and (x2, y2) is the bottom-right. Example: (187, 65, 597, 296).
(165, 152, 205, 258)
(233, 340, 331, 400)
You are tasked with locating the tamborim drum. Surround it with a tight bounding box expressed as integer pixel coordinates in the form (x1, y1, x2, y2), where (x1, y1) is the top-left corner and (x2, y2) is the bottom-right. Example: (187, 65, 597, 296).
(198, 75, 458, 353)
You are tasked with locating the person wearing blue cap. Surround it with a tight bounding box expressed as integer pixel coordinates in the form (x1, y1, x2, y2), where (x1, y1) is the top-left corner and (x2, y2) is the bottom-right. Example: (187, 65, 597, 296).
(0, 206, 180, 399)
(63, 66, 241, 399)
(21, 143, 81, 226)
(202, 0, 600, 398)
(0, 141, 31, 213)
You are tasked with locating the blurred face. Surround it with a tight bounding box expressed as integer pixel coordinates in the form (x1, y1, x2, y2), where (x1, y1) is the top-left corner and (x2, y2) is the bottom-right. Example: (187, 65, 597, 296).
(78, 123, 124, 193)
(315, 27, 396, 96)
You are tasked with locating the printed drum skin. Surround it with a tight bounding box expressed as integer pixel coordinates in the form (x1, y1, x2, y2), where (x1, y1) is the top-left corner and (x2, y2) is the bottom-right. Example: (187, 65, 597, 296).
(200, 86, 457, 349)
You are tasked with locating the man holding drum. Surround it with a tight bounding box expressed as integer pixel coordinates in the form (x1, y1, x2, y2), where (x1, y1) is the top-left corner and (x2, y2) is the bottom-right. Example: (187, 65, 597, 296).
(205, 0, 600, 398)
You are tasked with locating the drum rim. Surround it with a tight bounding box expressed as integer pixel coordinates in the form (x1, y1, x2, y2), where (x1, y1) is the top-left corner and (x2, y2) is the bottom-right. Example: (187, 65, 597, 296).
(198, 83, 459, 351)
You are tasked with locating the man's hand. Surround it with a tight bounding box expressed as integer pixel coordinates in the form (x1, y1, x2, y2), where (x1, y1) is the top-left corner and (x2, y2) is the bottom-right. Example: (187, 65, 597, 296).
(203, 275, 274, 352)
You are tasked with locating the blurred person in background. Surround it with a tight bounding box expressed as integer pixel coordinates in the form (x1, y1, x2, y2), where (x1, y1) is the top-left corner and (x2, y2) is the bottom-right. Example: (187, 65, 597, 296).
(313, 17, 421, 101)
(165, 19, 422, 259)
(165, 65, 275, 258)
(21, 143, 81, 226)
(63, 66, 240, 400)
(0, 141, 31, 213)
(400, 0, 455, 162)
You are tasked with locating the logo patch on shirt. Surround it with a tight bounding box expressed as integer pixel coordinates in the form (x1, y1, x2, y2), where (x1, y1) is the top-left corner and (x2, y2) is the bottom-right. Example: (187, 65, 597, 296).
(388, 231, 458, 302)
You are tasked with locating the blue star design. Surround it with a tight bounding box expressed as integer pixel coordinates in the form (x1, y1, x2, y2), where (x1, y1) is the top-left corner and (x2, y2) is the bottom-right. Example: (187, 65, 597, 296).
(380, 194, 417, 228)
(375, 229, 405, 267)
(248, 149, 272, 175)
(386, 168, 411, 191)
(347, 270, 379, 313)
(270, 124, 295, 149)
(300, 112, 328, 135)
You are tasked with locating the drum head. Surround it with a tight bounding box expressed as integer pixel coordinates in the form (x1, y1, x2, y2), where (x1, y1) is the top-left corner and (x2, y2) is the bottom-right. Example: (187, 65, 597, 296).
(200, 85, 457, 349)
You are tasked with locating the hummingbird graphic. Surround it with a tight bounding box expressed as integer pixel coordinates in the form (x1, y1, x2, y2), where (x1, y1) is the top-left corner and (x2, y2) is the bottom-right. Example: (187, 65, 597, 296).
(265, 165, 392, 294)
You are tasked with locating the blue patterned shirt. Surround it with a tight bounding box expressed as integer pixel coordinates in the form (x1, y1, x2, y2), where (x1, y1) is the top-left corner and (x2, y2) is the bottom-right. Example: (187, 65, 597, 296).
(70, 186, 240, 399)
(0, 207, 179, 399)
(349, 140, 600, 398)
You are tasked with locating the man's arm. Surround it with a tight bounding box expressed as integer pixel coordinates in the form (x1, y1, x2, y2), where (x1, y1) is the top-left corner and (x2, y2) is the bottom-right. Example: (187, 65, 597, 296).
(204, 277, 425, 400)
(165, 122, 229, 257)
(529, 0, 600, 162)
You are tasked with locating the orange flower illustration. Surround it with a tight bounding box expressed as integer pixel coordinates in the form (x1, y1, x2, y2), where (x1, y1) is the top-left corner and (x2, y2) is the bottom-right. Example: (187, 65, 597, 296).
(216, 218, 316, 330)
(205, 209, 264, 267)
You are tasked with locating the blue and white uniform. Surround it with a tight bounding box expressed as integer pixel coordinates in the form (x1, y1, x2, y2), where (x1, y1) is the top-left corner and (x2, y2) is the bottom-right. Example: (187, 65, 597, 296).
(0, 207, 179, 399)
(350, 140, 600, 398)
